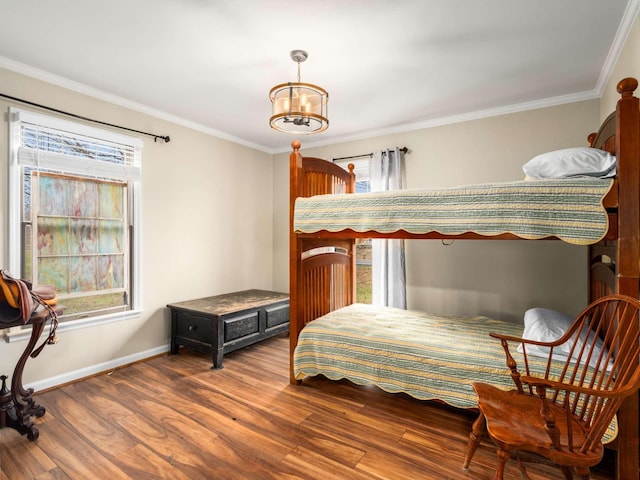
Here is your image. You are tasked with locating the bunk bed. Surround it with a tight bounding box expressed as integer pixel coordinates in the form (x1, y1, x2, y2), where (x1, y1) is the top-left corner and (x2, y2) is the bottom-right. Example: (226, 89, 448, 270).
(288, 78, 640, 479)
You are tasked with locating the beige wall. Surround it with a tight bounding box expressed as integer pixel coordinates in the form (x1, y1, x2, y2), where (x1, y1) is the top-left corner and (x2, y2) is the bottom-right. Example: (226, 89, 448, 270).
(273, 100, 600, 322)
(0, 68, 274, 387)
(601, 12, 640, 117)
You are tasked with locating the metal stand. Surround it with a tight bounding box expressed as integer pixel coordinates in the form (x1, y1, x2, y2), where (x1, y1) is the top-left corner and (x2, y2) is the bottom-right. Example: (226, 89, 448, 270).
(0, 311, 52, 440)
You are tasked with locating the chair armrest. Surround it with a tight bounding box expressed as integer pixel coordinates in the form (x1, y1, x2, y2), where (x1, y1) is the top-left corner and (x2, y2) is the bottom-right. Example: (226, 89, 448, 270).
(489, 332, 524, 342)
(490, 331, 563, 349)
(520, 374, 636, 400)
(489, 332, 566, 394)
(520, 375, 554, 390)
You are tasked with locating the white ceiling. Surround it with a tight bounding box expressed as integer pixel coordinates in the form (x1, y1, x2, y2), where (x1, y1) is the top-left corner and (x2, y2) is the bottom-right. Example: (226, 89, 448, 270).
(0, 0, 636, 153)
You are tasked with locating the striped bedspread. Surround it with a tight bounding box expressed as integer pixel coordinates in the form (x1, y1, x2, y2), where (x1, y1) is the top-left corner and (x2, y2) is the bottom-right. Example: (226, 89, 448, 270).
(293, 303, 616, 443)
(294, 178, 614, 245)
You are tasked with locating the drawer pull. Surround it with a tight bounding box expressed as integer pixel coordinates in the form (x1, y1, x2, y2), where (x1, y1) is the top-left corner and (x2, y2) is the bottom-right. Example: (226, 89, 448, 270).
(188, 325, 197, 331)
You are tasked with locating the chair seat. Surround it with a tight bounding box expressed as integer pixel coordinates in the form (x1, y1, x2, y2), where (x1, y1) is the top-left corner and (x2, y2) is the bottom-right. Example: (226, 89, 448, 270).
(473, 382, 604, 468)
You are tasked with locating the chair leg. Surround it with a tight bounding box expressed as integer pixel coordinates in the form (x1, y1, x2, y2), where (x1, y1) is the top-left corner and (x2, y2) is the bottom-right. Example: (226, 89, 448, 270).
(516, 457, 531, 480)
(463, 411, 486, 470)
(574, 466, 590, 479)
(560, 465, 573, 480)
(493, 448, 509, 480)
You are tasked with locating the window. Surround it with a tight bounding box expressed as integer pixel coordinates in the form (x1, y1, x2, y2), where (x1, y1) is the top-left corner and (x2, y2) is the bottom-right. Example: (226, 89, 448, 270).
(8, 108, 142, 323)
(334, 157, 371, 194)
(334, 157, 372, 303)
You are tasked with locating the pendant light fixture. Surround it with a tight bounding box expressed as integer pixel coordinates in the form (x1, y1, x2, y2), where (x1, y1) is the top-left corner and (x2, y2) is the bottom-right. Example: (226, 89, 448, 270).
(269, 50, 329, 134)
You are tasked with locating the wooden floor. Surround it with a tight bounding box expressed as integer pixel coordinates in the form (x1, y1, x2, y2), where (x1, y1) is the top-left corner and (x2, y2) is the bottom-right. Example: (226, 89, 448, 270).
(1, 334, 615, 479)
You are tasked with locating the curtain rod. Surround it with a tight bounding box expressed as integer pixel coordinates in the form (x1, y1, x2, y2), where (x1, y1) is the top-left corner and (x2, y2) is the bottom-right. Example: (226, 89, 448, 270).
(333, 147, 408, 161)
(0, 92, 171, 143)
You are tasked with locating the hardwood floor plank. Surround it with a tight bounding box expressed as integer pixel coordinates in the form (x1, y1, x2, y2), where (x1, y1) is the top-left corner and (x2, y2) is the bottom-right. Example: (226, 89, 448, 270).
(111, 362, 309, 460)
(22, 468, 70, 480)
(38, 388, 137, 458)
(108, 381, 291, 480)
(154, 386, 296, 461)
(105, 400, 241, 479)
(301, 408, 405, 454)
(160, 377, 369, 470)
(197, 378, 314, 425)
(159, 383, 309, 453)
(111, 444, 193, 480)
(280, 446, 374, 480)
(282, 378, 368, 414)
(0, 430, 56, 479)
(1, 335, 615, 479)
(356, 446, 451, 480)
(33, 419, 130, 479)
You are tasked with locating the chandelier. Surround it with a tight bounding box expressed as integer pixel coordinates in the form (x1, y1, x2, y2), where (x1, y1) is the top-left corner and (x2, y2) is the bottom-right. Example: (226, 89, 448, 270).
(269, 50, 329, 134)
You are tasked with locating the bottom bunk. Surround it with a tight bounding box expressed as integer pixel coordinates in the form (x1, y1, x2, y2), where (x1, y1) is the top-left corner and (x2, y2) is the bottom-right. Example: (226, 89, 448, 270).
(293, 303, 617, 444)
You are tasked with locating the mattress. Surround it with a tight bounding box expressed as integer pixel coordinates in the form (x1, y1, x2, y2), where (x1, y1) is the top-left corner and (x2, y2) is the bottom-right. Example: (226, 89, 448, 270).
(293, 178, 614, 245)
(293, 303, 616, 443)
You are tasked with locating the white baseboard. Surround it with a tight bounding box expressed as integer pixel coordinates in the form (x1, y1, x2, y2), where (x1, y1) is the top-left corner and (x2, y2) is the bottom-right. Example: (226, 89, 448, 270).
(27, 344, 171, 392)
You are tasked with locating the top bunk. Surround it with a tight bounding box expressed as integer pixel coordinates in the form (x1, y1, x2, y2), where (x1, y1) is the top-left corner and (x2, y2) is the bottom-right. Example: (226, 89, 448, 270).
(289, 78, 640, 247)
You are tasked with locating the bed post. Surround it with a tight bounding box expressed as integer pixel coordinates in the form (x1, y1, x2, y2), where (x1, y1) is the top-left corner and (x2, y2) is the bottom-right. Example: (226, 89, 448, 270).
(614, 77, 640, 480)
(289, 140, 304, 384)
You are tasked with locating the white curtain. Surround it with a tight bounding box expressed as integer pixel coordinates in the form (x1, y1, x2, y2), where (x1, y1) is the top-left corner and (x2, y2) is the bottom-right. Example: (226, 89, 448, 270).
(370, 148, 407, 309)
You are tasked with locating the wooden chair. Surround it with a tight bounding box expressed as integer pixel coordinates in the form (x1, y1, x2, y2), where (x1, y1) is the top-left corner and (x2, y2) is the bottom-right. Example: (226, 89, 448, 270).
(462, 294, 640, 479)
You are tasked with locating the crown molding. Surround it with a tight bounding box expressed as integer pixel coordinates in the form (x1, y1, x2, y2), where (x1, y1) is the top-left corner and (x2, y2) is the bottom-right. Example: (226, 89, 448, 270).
(0, 56, 272, 154)
(596, 0, 640, 95)
(276, 89, 600, 153)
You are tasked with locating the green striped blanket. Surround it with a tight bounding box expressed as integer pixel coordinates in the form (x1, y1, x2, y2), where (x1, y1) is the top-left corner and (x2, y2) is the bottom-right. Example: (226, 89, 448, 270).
(294, 178, 614, 245)
(293, 303, 616, 443)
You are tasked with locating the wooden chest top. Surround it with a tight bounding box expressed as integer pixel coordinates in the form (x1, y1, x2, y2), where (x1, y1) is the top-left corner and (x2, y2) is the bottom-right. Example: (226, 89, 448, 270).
(166, 289, 289, 317)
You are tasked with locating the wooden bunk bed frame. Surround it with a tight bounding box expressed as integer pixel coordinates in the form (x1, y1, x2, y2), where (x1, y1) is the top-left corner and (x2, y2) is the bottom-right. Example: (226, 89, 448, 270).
(289, 77, 640, 479)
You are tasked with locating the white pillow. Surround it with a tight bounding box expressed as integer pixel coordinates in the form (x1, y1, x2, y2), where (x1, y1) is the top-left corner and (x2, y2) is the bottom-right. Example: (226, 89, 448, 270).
(522, 147, 616, 179)
(517, 307, 613, 370)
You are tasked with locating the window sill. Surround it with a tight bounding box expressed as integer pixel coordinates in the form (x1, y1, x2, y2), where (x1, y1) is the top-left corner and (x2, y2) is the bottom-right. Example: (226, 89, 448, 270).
(4, 309, 142, 343)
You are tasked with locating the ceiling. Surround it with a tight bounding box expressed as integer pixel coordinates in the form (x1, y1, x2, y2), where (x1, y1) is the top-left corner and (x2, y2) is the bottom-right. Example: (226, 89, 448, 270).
(0, 0, 636, 153)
